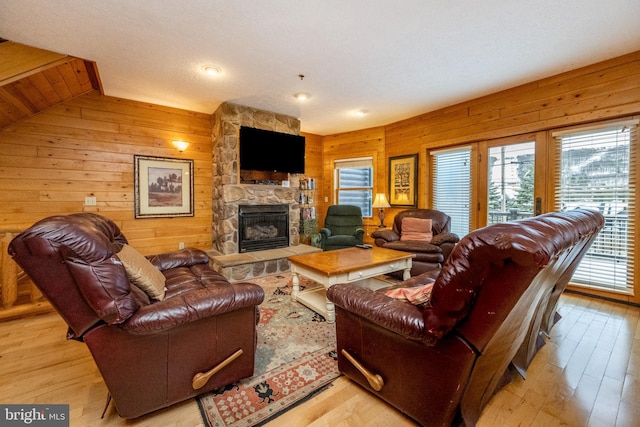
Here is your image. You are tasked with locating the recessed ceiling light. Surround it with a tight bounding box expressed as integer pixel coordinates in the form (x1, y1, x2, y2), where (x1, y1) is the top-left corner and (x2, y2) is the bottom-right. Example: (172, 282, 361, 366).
(354, 109, 368, 117)
(293, 93, 311, 101)
(202, 65, 221, 76)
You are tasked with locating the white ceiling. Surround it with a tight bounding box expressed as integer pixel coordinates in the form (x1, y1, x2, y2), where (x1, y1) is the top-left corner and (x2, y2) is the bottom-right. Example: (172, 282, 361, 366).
(1, 0, 639, 135)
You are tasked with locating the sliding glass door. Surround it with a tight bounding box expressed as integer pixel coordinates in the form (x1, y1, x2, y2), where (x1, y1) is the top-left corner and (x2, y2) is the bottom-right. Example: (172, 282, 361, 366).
(487, 141, 536, 225)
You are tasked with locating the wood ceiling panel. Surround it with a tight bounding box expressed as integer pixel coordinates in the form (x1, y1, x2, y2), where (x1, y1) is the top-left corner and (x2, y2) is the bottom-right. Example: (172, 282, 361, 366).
(27, 73, 63, 105)
(0, 57, 101, 130)
(41, 67, 74, 99)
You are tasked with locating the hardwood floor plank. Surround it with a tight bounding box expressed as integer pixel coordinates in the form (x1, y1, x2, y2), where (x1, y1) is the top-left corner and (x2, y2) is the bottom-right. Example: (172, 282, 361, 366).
(616, 373, 640, 427)
(563, 333, 597, 389)
(530, 410, 562, 427)
(626, 337, 640, 376)
(590, 376, 624, 423)
(585, 347, 614, 379)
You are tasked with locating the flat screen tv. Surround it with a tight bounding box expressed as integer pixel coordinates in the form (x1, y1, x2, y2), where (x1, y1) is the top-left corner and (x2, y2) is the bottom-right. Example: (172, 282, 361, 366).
(240, 126, 305, 174)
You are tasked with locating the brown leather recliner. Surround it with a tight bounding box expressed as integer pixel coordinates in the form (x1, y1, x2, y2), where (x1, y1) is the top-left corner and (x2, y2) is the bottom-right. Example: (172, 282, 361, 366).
(371, 209, 459, 276)
(327, 208, 604, 427)
(8, 213, 265, 419)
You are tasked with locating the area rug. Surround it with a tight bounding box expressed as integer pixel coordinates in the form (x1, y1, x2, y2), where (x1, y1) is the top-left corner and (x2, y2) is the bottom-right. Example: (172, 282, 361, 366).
(197, 273, 339, 427)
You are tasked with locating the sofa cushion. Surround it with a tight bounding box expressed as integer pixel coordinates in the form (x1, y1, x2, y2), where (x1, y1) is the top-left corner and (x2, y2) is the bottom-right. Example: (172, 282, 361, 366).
(117, 244, 166, 300)
(401, 217, 433, 242)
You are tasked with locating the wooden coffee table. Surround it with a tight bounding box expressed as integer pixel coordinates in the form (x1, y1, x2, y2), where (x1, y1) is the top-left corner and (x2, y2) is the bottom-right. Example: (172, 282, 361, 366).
(287, 246, 414, 323)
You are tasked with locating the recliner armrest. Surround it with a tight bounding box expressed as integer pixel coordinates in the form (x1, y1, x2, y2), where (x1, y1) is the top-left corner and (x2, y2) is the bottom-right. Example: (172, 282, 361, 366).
(327, 284, 435, 344)
(354, 228, 365, 239)
(319, 228, 332, 238)
(147, 248, 209, 271)
(121, 281, 265, 334)
(371, 229, 400, 242)
(430, 232, 460, 246)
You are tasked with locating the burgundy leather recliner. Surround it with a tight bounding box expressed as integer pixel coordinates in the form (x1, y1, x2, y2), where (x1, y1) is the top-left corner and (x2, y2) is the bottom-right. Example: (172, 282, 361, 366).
(8, 213, 265, 419)
(327, 208, 604, 427)
(371, 209, 459, 276)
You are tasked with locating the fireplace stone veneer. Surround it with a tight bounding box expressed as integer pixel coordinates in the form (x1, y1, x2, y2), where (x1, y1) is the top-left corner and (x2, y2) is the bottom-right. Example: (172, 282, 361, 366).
(210, 102, 308, 281)
(211, 102, 302, 257)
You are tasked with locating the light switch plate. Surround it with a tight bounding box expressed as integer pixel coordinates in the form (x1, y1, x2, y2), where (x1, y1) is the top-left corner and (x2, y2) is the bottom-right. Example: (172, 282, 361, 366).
(84, 196, 97, 206)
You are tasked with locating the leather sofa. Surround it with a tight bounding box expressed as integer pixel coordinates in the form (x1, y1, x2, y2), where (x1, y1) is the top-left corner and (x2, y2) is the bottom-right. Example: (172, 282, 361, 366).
(327, 208, 604, 426)
(371, 209, 459, 276)
(8, 213, 265, 418)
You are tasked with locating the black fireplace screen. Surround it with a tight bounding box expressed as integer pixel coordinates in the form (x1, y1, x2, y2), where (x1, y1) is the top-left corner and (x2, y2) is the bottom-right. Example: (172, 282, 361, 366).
(238, 204, 289, 252)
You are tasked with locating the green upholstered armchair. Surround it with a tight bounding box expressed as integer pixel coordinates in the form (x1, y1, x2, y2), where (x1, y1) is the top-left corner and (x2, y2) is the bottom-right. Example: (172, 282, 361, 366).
(319, 205, 365, 251)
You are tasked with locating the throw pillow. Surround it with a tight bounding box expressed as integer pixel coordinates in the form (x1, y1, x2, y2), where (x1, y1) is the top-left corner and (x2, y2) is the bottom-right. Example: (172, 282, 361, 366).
(116, 244, 166, 300)
(385, 281, 435, 306)
(400, 217, 433, 242)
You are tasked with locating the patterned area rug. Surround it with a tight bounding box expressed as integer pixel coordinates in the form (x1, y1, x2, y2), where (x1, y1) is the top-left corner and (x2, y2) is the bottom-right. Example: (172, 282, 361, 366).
(197, 273, 339, 427)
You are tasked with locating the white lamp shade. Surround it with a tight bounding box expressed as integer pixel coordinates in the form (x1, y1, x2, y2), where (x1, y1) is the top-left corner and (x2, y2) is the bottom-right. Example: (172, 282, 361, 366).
(372, 193, 390, 208)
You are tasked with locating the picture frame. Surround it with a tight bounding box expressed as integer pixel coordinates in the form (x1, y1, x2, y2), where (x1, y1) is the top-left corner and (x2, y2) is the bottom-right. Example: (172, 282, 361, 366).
(388, 154, 418, 207)
(134, 155, 194, 218)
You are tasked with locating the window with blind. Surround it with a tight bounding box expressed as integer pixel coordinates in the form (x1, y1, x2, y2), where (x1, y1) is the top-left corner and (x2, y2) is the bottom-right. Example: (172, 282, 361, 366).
(553, 119, 638, 294)
(430, 147, 471, 237)
(334, 157, 373, 217)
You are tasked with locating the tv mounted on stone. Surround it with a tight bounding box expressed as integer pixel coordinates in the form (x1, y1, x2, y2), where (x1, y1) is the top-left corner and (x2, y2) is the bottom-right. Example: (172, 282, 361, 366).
(239, 126, 305, 176)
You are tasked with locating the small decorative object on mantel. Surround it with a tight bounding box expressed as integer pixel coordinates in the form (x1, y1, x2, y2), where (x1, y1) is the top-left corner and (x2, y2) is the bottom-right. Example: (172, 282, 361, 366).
(289, 174, 300, 189)
(134, 155, 194, 218)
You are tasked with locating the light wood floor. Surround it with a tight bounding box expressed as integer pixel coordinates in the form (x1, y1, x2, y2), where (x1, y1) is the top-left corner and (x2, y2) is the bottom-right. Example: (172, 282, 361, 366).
(0, 292, 638, 427)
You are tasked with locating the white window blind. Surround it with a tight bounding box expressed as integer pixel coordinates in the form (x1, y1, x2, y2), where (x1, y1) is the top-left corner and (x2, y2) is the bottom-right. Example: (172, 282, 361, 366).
(335, 157, 373, 217)
(553, 119, 638, 294)
(430, 146, 471, 237)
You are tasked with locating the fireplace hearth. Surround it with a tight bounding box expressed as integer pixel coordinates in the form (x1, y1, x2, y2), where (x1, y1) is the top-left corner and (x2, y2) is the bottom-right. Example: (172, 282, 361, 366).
(238, 204, 289, 253)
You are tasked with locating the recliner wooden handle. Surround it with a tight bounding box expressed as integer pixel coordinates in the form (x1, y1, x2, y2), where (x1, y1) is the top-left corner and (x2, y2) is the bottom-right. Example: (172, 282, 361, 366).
(192, 349, 243, 390)
(341, 349, 384, 391)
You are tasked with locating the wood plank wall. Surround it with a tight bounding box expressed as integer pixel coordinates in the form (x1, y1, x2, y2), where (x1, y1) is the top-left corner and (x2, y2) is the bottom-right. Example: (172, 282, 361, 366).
(385, 51, 640, 205)
(0, 91, 213, 255)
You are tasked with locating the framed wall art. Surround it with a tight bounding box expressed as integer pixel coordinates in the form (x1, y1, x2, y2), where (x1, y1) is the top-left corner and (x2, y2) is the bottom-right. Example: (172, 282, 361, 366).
(388, 154, 418, 207)
(134, 155, 194, 218)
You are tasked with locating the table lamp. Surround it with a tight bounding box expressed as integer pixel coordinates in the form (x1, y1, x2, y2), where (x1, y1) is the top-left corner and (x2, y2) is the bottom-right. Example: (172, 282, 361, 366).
(372, 193, 391, 228)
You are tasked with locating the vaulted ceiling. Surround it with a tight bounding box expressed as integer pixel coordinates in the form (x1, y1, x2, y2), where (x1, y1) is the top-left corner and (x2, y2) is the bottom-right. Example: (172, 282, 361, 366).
(1, 1, 639, 135)
(0, 41, 101, 129)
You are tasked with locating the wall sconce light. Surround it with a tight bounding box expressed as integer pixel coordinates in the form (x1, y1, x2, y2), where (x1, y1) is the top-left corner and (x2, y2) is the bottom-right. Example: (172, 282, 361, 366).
(372, 193, 391, 228)
(172, 140, 190, 152)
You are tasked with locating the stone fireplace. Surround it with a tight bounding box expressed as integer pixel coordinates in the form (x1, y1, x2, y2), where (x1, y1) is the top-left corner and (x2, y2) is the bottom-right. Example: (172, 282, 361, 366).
(211, 102, 302, 256)
(208, 103, 322, 281)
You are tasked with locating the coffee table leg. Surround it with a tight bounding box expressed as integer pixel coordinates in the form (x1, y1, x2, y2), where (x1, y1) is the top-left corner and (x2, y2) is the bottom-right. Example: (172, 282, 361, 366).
(291, 270, 300, 302)
(326, 297, 335, 323)
(403, 266, 411, 280)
